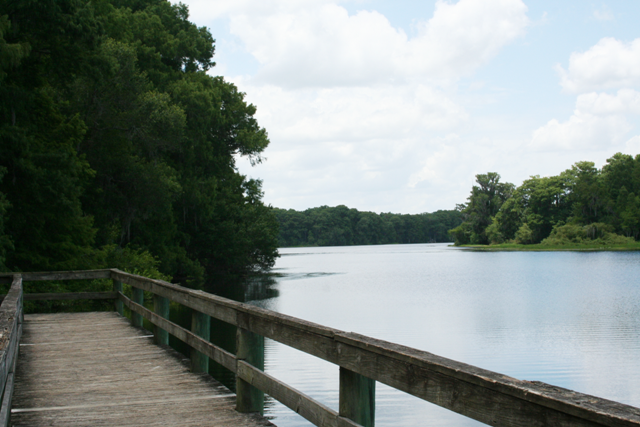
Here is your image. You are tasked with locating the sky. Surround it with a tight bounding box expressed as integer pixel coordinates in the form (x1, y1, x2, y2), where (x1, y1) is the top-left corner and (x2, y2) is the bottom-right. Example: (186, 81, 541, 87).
(173, 0, 640, 214)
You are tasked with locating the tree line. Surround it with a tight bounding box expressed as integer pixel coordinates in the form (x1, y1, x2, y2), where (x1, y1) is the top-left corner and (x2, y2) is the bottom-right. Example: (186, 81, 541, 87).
(274, 206, 462, 247)
(450, 152, 640, 246)
(0, 0, 279, 285)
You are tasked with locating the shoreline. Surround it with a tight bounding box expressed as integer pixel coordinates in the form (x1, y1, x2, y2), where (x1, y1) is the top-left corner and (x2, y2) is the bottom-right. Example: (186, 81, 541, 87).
(453, 243, 640, 252)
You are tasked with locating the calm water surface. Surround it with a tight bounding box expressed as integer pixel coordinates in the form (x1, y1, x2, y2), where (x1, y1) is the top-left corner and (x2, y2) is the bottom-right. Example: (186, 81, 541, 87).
(249, 243, 640, 427)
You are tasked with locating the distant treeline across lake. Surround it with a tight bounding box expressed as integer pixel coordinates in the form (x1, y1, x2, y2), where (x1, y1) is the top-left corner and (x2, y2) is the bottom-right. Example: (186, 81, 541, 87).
(273, 206, 462, 247)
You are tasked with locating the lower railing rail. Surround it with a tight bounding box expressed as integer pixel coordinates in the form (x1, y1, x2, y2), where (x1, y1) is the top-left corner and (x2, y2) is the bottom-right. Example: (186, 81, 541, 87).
(1, 269, 639, 427)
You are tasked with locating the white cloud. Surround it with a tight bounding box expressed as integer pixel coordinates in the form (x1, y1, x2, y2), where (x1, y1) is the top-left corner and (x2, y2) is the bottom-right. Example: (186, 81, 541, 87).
(235, 80, 470, 200)
(531, 114, 630, 151)
(179, 0, 330, 22)
(408, 136, 463, 188)
(405, 0, 529, 81)
(210, 0, 531, 213)
(234, 79, 469, 143)
(228, 0, 529, 88)
(557, 38, 640, 93)
(575, 89, 640, 115)
(531, 90, 640, 150)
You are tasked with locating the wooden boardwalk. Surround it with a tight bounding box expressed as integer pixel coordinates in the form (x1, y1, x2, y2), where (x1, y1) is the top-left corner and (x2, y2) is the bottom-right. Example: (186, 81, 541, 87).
(2, 270, 640, 427)
(10, 312, 274, 427)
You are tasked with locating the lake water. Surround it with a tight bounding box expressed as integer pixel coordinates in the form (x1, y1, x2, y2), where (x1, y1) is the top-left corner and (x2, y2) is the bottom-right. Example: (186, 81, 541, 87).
(244, 243, 640, 426)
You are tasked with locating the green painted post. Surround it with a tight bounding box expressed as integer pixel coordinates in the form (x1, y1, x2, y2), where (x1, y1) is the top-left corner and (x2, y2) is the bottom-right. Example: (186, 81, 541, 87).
(132, 287, 144, 327)
(153, 294, 169, 345)
(339, 367, 375, 427)
(113, 280, 123, 316)
(235, 327, 264, 414)
(190, 310, 210, 373)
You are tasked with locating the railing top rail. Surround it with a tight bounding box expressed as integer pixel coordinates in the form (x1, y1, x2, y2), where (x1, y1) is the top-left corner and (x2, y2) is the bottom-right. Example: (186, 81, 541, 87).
(108, 269, 640, 426)
(0, 274, 22, 427)
(0, 276, 22, 350)
(4, 269, 640, 426)
(0, 270, 111, 283)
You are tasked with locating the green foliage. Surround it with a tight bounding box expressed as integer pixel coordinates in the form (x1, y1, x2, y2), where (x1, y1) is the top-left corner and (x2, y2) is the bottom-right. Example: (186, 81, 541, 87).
(515, 223, 533, 244)
(23, 244, 169, 313)
(0, 168, 12, 270)
(517, 175, 570, 242)
(618, 190, 640, 239)
(1, 86, 97, 271)
(543, 223, 585, 243)
(95, 244, 170, 281)
(492, 197, 521, 241)
(274, 205, 462, 247)
(0, 15, 30, 82)
(562, 161, 608, 224)
(540, 223, 634, 247)
(485, 217, 504, 244)
(449, 222, 471, 245)
(454, 173, 514, 244)
(451, 152, 640, 248)
(0, 0, 279, 284)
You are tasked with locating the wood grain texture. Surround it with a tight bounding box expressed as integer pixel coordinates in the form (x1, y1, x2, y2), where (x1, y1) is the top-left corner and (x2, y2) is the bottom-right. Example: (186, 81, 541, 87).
(339, 368, 375, 427)
(236, 328, 264, 414)
(153, 294, 169, 345)
(7, 270, 640, 426)
(11, 312, 275, 427)
(120, 293, 353, 426)
(236, 361, 361, 427)
(0, 275, 22, 427)
(191, 310, 210, 374)
(132, 287, 144, 327)
(113, 280, 123, 316)
(0, 292, 117, 304)
(110, 270, 239, 326)
(119, 294, 237, 372)
(111, 269, 640, 427)
(0, 270, 111, 283)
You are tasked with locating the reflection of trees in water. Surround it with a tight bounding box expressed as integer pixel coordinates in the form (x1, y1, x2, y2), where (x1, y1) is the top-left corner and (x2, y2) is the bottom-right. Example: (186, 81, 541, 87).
(168, 274, 280, 393)
(242, 275, 280, 309)
(205, 274, 279, 308)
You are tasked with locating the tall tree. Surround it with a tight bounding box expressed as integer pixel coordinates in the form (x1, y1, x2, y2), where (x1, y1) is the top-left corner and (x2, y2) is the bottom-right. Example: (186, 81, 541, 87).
(454, 173, 515, 244)
(562, 161, 607, 225)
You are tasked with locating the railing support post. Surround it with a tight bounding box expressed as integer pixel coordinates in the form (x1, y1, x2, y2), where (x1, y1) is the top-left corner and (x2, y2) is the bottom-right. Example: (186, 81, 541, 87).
(339, 367, 375, 427)
(112, 280, 123, 316)
(153, 294, 169, 345)
(190, 310, 210, 373)
(131, 287, 144, 328)
(235, 327, 264, 414)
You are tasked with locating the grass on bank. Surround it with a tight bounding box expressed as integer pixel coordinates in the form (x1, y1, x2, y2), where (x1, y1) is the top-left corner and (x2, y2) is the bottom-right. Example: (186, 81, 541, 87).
(456, 242, 640, 251)
(455, 222, 640, 251)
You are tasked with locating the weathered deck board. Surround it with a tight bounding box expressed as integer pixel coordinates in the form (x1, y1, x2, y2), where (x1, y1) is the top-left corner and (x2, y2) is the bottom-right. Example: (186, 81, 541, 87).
(11, 312, 275, 427)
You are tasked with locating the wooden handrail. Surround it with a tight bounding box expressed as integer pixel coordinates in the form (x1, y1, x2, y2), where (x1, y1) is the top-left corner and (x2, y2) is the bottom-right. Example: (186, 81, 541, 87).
(109, 268, 640, 427)
(0, 275, 23, 427)
(2, 268, 640, 426)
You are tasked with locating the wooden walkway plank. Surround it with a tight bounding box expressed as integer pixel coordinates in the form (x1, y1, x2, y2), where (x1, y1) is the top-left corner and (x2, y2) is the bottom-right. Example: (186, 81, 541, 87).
(11, 312, 275, 427)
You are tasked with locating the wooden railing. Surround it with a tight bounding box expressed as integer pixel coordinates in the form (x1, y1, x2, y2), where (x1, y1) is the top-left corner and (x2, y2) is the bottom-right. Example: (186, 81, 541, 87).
(0, 275, 22, 427)
(1, 269, 640, 427)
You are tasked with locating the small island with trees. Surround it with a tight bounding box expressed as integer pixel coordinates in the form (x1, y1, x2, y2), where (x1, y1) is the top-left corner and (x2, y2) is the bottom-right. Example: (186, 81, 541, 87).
(449, 153, 640, 251)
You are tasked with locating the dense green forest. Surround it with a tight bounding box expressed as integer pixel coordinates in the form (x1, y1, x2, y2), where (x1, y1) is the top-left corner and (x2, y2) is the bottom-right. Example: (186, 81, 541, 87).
(0, 0, 279, 285)
(274, 206, 462, 247)
(450, 153, 640, 247)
